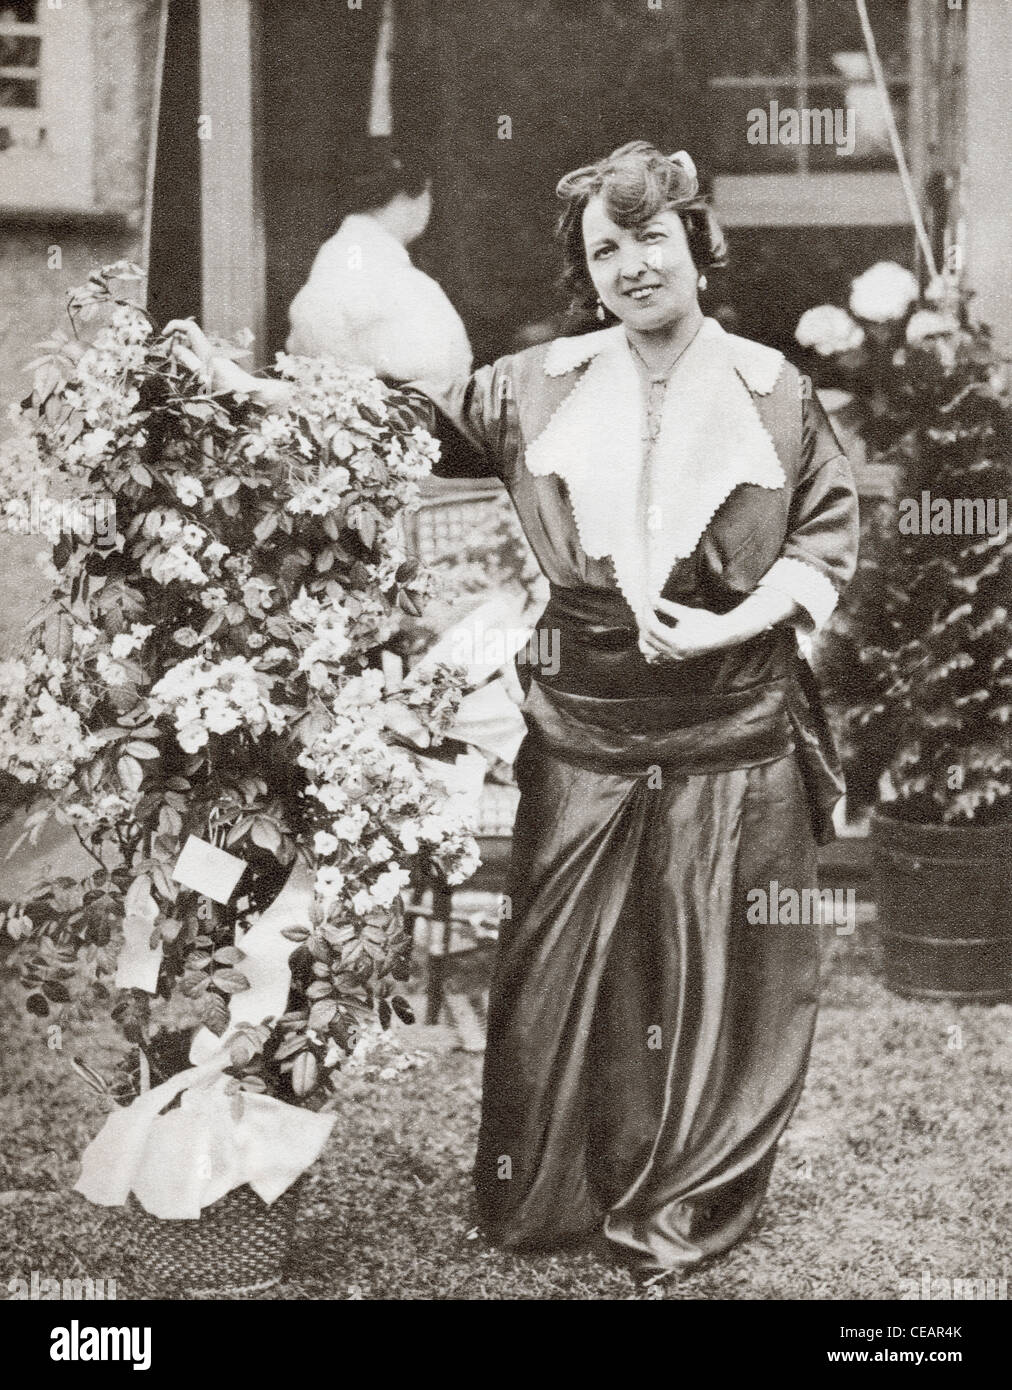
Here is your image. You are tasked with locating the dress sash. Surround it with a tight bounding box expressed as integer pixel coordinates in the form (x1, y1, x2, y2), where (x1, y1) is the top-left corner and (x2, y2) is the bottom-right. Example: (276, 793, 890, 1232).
(516, 584, 843, 841)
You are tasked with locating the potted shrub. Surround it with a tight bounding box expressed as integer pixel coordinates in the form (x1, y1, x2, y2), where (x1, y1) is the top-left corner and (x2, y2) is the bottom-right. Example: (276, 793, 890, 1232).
(0, 264, 480, 1293)
(796, 263, 1012, 1001)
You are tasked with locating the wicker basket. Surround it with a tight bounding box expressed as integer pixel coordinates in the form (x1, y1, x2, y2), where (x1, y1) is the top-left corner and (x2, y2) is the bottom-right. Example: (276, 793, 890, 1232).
(127, 1180, 303, 1297)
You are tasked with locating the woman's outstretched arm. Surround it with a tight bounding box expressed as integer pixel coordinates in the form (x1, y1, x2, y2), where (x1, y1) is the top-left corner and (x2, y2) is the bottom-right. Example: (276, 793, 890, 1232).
(162, 319, 294, 410)
(162, 320, 512, 485)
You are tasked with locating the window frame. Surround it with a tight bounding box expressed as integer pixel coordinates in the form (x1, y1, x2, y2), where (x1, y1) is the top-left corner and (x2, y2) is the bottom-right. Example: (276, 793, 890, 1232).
(707, 0, 920, 229)
(0, 1, 95, 213)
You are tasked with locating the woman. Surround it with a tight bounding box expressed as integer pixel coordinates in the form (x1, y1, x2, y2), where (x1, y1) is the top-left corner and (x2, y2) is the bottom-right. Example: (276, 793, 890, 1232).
(170, 140, 858, 1281)
(285, 144, 473, 385)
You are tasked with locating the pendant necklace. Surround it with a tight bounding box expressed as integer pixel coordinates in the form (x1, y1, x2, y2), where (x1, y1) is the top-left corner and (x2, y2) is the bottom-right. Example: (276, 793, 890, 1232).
(627, 319, 704, 382)
(629, 321, 703, 448)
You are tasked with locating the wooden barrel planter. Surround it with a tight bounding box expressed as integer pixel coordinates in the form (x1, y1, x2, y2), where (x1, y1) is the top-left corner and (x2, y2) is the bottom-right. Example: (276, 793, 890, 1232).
(126, 1180, 303, 1297)
(871, 811, 1012, 1002)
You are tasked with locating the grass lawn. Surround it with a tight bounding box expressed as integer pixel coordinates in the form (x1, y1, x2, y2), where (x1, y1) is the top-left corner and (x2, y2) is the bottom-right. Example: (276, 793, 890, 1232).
(1, 931, 1009, 1301)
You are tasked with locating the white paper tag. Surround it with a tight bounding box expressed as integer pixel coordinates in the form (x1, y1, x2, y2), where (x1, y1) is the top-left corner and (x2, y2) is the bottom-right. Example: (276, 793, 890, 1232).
(172, 835, 246, 904)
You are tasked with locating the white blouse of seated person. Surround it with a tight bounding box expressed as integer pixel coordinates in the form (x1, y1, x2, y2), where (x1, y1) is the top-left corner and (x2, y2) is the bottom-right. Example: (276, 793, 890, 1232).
(286, 154, 473, 385)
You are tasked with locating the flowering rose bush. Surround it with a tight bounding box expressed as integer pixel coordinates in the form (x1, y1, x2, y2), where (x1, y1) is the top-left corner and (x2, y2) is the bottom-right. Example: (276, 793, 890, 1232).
(795, 266, 1012, 826)
(847, 259, 920, 324)
(794, 303, 866, 358)
(0, 262, 479, 1105)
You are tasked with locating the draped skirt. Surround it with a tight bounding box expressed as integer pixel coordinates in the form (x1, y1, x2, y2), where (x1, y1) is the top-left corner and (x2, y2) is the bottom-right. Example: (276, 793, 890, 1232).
(473, 585, 837, 1273)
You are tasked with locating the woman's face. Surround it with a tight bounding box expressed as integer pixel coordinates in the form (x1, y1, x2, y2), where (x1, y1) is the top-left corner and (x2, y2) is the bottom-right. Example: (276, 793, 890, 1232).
(581, 195, 699, 332)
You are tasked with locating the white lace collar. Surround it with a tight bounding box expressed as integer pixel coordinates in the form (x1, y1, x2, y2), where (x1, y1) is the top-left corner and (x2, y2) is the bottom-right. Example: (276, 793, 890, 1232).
(527, 317, 787, 624)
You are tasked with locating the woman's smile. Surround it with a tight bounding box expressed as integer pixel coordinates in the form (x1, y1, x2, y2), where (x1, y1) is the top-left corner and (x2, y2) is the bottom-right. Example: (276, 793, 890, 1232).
(582, 194, 699, 333)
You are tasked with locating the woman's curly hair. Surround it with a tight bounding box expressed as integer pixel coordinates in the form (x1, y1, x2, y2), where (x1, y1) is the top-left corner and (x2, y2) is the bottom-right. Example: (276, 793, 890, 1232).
(555, 141, 728, 322)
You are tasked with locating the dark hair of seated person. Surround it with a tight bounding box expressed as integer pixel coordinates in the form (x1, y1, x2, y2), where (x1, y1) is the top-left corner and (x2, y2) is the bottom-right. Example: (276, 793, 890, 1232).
(336, 141, 432, 222)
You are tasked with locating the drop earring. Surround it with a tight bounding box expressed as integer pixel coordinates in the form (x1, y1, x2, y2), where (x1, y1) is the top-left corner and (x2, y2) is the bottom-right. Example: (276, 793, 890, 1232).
(697, 273, 708, 292)
(596, 298, 606, 321)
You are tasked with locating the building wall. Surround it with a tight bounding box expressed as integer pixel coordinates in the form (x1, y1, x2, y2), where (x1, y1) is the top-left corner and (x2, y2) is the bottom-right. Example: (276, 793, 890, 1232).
(0, 0, 160, 221)
(89, 0, 163, 222)
(965, 0, 1012, 352)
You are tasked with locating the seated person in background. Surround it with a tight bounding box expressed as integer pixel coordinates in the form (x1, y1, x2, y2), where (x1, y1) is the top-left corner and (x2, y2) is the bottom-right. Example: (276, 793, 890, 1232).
(286, 142, 473, 386)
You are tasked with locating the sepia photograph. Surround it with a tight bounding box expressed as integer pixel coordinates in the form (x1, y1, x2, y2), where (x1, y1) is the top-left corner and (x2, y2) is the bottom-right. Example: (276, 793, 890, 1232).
(0, 0, 1008, 1352)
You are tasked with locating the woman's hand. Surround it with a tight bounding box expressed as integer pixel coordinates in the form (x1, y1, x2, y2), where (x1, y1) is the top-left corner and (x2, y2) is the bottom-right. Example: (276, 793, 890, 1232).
(638, 598, 733, 663)
(161, 318, 292, 408)
(162, 319, 215, 382)
(638, 587, 803, 664)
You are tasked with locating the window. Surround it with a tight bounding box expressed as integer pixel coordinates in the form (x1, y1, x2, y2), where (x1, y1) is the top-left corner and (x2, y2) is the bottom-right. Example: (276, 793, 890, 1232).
(0, 0, 95, 212)
(699, 0, 916, 227)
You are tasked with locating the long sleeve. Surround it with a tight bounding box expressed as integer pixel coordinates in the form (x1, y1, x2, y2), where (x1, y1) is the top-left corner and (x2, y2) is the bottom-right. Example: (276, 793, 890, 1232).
(407, 357, 520, 483)
(757, 385, 859, 635)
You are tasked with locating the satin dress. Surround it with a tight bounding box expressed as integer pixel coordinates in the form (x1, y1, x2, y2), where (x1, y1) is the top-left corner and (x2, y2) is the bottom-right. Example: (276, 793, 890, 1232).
(412, 321, 859, 1274)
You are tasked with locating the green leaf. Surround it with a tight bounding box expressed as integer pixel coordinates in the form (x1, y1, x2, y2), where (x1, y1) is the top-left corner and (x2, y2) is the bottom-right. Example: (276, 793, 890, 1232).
(116, 754, 144, 793)
(213, 475, 241, 499)
(291, 1051, 318, 1097)
(274, 1034, 307, 1062)
(225, 817, 253, 847)
(391, 995, 415, 1025)
(150, 862, 178, 901)
(254, 512, 280, 543)
(250, 818, 282, 854)
(158, 804, 183, 837)
(308, 998, 338, 1032)
(158, 917, 184, 943)
(229, 1034, 259, 1068)
(124, 740, 160, 759)
(213, 968, 251, 994)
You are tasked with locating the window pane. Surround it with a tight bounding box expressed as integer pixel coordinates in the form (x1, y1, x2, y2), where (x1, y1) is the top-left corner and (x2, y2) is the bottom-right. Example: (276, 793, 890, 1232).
(0, 33, 40, 66)
(700, 0, 795, 79)
(804, 81, 907, 169)
(808, 0, 909, 80)
(0, 2, 40, 24)
(708, 84, 805, 174)
(0, 76, 37, 107)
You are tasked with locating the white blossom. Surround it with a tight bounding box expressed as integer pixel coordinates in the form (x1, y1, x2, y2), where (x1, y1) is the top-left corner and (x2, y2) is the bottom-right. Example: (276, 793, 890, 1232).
(795, 304, 865, 357)
(849, 261, 919, 323)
